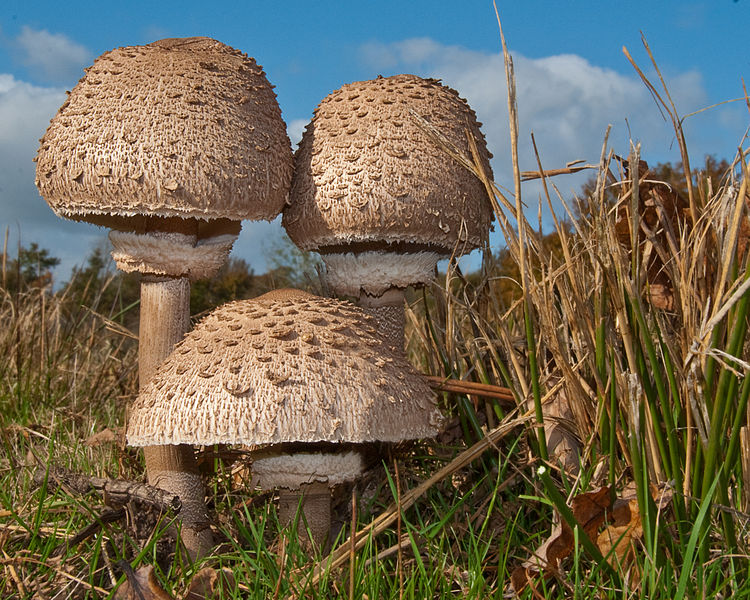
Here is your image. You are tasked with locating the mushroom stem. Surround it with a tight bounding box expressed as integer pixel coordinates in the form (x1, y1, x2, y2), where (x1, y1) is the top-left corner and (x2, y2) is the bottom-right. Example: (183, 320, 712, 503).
(358, 287, 406, 352)
(138, 276, 191, 385)
(139, 275, 213, 560)
(277, 482, 331, 549)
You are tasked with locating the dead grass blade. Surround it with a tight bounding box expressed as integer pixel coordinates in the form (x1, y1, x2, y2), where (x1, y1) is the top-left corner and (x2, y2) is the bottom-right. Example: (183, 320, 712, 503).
(520, 163, 598, 181)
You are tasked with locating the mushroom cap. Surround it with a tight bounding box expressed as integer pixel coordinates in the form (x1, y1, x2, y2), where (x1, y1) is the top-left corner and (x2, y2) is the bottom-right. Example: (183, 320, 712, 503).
(35, 37, 293, 226)
(283, 73, 493, 254)
(126, 288, 443, 446)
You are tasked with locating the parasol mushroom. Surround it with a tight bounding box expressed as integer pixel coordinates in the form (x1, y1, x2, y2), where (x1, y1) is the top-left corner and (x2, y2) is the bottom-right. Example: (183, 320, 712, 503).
(35, 37, 293, 558)
(283, 74, 493, 349)
(126, 288, 442, 546)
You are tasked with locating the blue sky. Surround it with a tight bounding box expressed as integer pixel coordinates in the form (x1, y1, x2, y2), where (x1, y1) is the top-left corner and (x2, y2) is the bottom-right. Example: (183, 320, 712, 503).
(1, 0, 748, 280)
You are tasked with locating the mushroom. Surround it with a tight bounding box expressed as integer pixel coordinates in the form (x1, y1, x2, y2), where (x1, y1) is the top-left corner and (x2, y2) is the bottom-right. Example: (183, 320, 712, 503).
(35, 37, 293, 558)
(283, 74, 493, 349)
(126, 288, 443, 546)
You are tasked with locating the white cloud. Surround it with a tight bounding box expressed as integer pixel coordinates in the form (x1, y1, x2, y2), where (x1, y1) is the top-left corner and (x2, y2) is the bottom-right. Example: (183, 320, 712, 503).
(287, 118, 308, 149)
(0, 73, 105, 280)
(13, 26, 92, 83)
(0, 73, 65, 221)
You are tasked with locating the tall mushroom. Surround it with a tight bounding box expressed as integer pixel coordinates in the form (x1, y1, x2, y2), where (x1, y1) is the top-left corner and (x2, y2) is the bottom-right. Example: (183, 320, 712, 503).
(283, 74, 493, 349)
(126, 288, 443, 546)
(35, 37, 293, 558)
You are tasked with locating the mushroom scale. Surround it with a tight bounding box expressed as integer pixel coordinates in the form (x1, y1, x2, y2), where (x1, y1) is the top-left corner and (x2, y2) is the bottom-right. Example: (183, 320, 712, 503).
(35, 37, 293, 225)
(283, 74, 494, 253)
(127, 289, 443, 447)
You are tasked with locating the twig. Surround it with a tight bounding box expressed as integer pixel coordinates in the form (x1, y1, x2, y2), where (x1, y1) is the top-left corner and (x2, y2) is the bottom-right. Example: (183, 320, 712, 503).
(520, 164, 598, 181)
(1, 549, 27, 598)
(363, 534, 412, 568)
(34, 466, 181, 513)
(50, 507, 125, 557)
(425, 376, 515, 405)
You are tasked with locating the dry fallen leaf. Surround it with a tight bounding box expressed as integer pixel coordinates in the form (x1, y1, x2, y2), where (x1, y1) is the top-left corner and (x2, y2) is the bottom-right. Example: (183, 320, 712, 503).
(511, 482, 673, 595)
(510, 486, 611, 593)
(114, 565, 175, 600)
(84, 427, 121, 447)
(597, 486, 641, 570)
(183, 567, 236, 600)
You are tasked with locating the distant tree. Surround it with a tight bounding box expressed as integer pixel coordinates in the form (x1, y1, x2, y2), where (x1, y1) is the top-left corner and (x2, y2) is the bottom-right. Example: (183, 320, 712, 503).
(487, 224, 573, 309)
(1, 242, 61, 292)
(264, 233, 324, 293)
(575, 154, 732, 220)
(190, 257, 261, 317)
(63, 242, 140, 328)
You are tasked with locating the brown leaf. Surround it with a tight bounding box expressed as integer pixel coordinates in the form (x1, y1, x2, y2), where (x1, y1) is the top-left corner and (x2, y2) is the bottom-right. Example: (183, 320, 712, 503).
(597, 482, 672, 572)
(511, 482, 674, 595)
(510, 486, 613, 593)
(597, 496, 641, 568)
(114, 565, 175, 600)
(570, 485, 611, 539)
(183, 567, 236, 600)
(535, 377, 582, 476)
(84, 427, 121, 447)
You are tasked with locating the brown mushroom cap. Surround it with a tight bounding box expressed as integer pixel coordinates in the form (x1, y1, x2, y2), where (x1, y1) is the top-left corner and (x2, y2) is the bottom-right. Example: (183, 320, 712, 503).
(283, 73, 493, 255)
(35, 37, 292, 227)
(126, 288, 443, 446)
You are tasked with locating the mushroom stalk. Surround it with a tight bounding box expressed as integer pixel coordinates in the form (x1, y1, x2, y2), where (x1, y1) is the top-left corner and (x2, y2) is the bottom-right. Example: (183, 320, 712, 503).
(358, 287, 406, 352)
(277, 482, 331, 549)
(139, 275, 213, 559)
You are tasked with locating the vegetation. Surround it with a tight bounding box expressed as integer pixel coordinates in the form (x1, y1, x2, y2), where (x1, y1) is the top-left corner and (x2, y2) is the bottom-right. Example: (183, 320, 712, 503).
(1, 40, 750, 600)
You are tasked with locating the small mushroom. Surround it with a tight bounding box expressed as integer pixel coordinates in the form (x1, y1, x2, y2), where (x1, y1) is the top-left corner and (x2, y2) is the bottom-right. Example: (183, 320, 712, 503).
(283, 74, 494, 349)
(126, 289, 442, 546)
(35, 37, 293, 559)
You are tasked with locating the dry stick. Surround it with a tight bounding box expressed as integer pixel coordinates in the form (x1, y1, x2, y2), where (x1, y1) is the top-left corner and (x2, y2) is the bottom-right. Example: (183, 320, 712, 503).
(425, 376, 515, 405)
(33, 466, 181, 512)
(362, 534, 411, 568)
(520, 164, 598, 182)
(50, 508, 125, 557)
(495, 2, 548, 463)
(395, 459, 404, 600)
(1, 549, 27, 598)
(308, 414, 528, 585)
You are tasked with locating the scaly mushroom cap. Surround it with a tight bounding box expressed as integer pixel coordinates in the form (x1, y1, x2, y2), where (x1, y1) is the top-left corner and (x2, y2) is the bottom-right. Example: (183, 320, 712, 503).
(283, 74, 493, 254)
(127, 289, 443, 446)
(35, 37, 292, 226)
